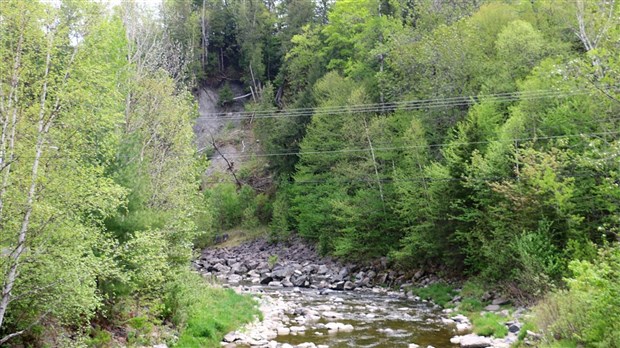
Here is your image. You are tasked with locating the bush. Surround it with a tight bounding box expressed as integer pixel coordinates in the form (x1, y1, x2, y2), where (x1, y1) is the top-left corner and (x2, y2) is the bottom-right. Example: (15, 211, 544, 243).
(269, 193, 290, 242)
(459, 298, 484, 312)
(163, 271, 258, 347)
(473, 312, 508, 338)
(218, 83, 234, 107)
(533, 244, 620, 348)
(411, 283, 456, 307)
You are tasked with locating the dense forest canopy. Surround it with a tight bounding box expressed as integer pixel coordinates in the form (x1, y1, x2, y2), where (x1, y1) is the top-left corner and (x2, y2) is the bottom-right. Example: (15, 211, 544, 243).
(0, 0, 619, 346)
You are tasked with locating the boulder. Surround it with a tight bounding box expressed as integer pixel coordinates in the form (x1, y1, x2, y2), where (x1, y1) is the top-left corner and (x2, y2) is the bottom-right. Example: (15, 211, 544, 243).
(484, 304, 500, 311)
(317, 265, 329, 275)
(213, 263, 231, 273)
(492, 297, 510, 306)
(344, 281, 355, 290)
(332, 281, 345, 290)
(459, 334, 492, 348)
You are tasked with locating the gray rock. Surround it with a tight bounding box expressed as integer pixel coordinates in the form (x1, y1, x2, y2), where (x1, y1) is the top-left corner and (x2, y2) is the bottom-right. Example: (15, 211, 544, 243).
(492, 297, 510, 306)
(231, 262, 248, 274)
(317, 265, 329, 275)
(508, 323, 521, 333)
(213, 263, 231, 273)
(223, 332, 239, 343)
(344, 281, 355, 290)
(228, 274, 242, 284)
(459, 334, 492, 348)
(484, 304, 500, 311)
(332, 281, 345, 290)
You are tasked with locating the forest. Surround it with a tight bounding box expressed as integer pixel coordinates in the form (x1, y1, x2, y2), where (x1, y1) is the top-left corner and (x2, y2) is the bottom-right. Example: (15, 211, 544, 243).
(0, 0, 619, 347)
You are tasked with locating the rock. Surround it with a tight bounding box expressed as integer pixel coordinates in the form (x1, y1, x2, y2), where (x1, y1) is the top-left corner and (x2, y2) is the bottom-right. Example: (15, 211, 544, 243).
(456, 323, 472, 332)
(338, 267, 349, 278)
(230, 262, 248, 274)
(282, 279, 294, 287)
(268, 281, 283, 287)
(459, 334, 492, 348)
(289, 325, 305, 333)
(228, 274, 243, 284)
(213, 263, 231, 273)
(409, 344, 420, 348)
(508, 323, 521, 333)
(260, 276, 273, 285)
(292, 275, 308, 287)
(272, 266, 294, 280)
(343, 281, 355, 290)
(297, 343, 316, 348)
(450, 336, 462, 344)
(152, 345, 168, 348)
(413, 269, 424, 280)
(481, 292, 494, 302)
(441, 318, 455, 325)
(332, 281, 345, 290)
(277, 327, 291, 335)
(223, 332, 239, 343)
(322, 311, 342, 319)
(484, 304, 500, 311)
(451, 314, 469, 323)
(281, 344, 294, 348)
(317, 265, 329, 275)
(492, 297, 510, 306)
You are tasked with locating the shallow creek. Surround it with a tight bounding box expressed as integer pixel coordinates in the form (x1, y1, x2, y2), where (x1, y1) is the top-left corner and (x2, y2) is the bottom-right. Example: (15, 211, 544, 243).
(234, 285, 460, 348)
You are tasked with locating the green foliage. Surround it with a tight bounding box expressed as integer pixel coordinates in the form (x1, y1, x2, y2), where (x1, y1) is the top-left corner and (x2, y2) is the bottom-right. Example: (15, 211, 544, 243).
(163, 271, 258, 348)
(268, 255, 279, 269)
(534, 245, 620, 347)
(218, 83, 234, 107)
(410, 283, 456, 308)
(473, 313, 508, 338)
(459, 298, 484, 312)
(269, 190, 291, 242)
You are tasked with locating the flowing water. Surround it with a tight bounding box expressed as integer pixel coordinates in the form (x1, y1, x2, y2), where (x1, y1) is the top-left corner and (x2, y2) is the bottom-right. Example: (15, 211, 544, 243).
(250, 286, 459, 348)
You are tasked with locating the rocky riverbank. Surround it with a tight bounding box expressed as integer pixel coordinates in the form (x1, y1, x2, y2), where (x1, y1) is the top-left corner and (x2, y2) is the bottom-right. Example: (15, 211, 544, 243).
(195, 238, 533, 348)
(193, 237, 440, 290)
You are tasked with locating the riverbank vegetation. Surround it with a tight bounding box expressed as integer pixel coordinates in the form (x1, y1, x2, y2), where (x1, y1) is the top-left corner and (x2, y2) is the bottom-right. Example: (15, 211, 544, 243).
(0, 0, 257, 346)
(1, 0, 619, 346)
(185, 0, 619, 346)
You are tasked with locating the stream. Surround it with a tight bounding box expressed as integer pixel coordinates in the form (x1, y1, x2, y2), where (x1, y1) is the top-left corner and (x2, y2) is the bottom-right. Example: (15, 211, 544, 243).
(238, 285, 459, 348)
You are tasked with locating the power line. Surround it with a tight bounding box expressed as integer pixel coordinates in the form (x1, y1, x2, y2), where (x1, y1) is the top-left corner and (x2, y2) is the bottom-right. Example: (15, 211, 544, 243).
(198, 87, 616, 120)
(203, 171, 617, 186)
(210, 130, 620, 159)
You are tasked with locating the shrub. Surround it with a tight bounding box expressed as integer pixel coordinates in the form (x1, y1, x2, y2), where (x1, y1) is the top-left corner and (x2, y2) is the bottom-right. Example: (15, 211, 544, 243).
(473, 312, 508, 338)
(411, 283, 456, 307)
(533, 244, 620, 348)
(269, 193, 290, 242)
(218, 83, 234, 107)
(163, 270, 258, 347)
(459, 298, 484, 312)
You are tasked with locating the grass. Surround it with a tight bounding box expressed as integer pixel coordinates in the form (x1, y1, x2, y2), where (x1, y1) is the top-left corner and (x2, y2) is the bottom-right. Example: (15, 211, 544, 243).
(166, 271, 259, 348)
(215, 226, 268, 249)
(472, 312, 508, 338)
(410, 282, 457, 307)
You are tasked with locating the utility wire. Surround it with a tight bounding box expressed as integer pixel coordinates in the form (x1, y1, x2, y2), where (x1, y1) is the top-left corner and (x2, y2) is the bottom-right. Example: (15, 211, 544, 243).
(198, 87, 617, 120)
(210, 130, 620, 159)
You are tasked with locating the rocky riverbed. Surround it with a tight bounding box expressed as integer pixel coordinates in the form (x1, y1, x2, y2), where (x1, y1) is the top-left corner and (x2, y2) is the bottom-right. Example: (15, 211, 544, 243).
(194, 238, 526, 348)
